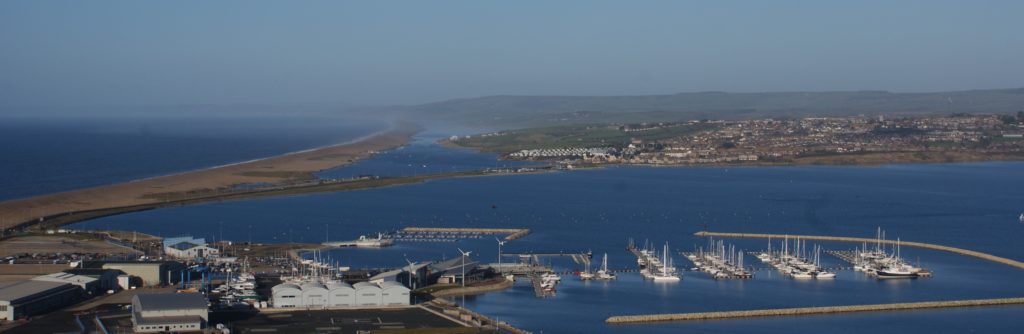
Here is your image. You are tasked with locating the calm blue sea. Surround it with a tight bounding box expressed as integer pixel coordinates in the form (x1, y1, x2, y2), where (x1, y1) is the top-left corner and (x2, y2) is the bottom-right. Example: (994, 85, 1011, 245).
(72, 138, 1024, 333)
(0, 116, 385, 201)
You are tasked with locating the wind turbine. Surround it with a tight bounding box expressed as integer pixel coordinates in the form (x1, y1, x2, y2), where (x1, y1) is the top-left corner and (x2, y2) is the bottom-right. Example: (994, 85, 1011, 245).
(404, 256, 417, 289)
(495, 237, 507, 267)
(457, 248, 472, 288)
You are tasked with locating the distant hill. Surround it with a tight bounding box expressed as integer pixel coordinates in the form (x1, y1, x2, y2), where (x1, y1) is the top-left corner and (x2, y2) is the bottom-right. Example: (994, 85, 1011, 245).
(404, 88, 1024, 128)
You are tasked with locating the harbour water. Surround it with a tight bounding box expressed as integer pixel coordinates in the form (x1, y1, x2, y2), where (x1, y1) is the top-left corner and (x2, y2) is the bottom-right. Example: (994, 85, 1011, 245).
(65, 133, 1024, 333)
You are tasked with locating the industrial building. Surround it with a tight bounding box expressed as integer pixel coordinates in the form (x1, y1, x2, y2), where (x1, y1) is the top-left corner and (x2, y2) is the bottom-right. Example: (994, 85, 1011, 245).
(64, 268, 125, 292)
(31, 272, 99, 295)
(0, 280, 84, 320)
(270, 283, 301, 308)
(300, 282, 328, 308)
(163, 236, 221, 259)
(380, 281, 412, 306)
(271, 281, 409, 308)
(354, 282, 382, 306)
(428, 256, 481, 285)
(131, 293, 208, 333)
(85, 261, 185, 286)
(325, 282, 355, 307)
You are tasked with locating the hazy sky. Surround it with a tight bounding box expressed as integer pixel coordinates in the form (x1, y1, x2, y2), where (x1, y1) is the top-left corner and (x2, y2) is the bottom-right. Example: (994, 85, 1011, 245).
(2, 1, 1023, 107)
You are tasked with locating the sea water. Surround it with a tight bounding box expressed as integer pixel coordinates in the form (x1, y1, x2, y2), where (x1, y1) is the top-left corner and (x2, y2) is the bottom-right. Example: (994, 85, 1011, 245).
(0, 115, 385, 201)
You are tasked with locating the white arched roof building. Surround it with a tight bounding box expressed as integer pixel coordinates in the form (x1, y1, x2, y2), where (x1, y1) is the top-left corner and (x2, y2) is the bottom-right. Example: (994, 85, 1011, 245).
(271, 283, 301, 308)
(379, 281, 411, 306)
(300, 282, 328, 308)
(353, 282, 382, 307)
(325, 282, 355, 307)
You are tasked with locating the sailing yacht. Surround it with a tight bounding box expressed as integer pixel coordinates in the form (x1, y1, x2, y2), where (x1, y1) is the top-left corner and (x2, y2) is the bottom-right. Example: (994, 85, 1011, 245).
(876, 239, 920, 279)
(652, 243, 681, 282)
(596, 253, 616, 280)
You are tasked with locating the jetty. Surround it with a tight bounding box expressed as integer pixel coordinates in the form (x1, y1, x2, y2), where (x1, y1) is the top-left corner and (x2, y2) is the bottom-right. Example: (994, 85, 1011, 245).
(606, 297, 1024, 324)
(694, 231, 1024, 270)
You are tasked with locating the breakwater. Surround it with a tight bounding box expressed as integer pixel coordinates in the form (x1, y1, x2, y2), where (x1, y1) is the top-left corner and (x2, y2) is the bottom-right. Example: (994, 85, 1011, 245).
(402, 227, 531, 241)
(606, 297, 1024, 324)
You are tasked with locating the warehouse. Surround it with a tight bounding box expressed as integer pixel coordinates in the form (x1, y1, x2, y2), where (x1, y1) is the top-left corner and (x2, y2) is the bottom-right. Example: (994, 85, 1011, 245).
(271, 281, 408, 308)
(326, 282, 355, 307)
(300, 282, 328, 308)
(31, 272, 99, 295)
(379, 281, 411, 306)
(64, 268, 124, 292)
(88, 261, 185, 286)
(354, 282, 382, 307)
(270, 283, 301, 308)
(131, 293, 208, 333)
(0, 280, 84, 320)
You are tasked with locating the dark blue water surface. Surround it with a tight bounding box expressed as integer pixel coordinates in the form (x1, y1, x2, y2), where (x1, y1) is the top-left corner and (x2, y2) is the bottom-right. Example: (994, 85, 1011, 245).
(72, 139, 1024, 333)
(0, 116, 385, 201)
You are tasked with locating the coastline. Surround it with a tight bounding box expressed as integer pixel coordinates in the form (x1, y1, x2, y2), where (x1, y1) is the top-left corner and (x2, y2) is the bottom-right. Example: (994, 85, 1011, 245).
(0, 121, 421, 230)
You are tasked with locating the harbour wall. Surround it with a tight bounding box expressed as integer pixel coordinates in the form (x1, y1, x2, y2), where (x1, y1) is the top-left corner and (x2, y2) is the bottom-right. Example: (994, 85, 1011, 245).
(606, 297, 1024, 324)
(402, 227, 531, 241)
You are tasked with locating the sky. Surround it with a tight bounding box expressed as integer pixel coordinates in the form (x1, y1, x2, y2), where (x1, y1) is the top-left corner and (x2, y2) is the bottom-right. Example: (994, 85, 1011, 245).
(1, 0, 1023, 108)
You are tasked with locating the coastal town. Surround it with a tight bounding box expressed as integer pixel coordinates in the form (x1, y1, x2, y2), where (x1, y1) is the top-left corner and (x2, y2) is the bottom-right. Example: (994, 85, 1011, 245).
(453, 114, 1024, 165)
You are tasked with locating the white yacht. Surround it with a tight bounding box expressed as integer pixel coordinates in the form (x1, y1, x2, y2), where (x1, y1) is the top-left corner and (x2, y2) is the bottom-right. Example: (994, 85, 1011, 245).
(652, 244, 681, 282)
(596, 253, 616, 280)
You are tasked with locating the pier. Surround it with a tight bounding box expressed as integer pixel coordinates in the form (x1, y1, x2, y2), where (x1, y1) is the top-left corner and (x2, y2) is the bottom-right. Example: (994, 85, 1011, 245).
(502, 251, 592, 265)
(694, 231, 1024, 270)
(606, 297, 1024, 324)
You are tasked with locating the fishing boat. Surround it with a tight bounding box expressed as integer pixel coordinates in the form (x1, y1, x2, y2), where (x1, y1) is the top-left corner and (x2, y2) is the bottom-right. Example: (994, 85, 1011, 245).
(1019, 212, 1023, 223)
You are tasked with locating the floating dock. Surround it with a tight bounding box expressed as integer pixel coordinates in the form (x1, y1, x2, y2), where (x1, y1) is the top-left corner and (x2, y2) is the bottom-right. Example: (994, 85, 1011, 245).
(606, 297, 1024, 324)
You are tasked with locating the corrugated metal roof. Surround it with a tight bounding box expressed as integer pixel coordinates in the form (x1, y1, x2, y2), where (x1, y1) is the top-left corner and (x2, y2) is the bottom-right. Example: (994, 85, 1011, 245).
(0, 280, 75, 302)
(324, 282, 353, 290)
(352, 282, 380, 290)
(134, 293, 207, 311)
(271, 283, 301, 292)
